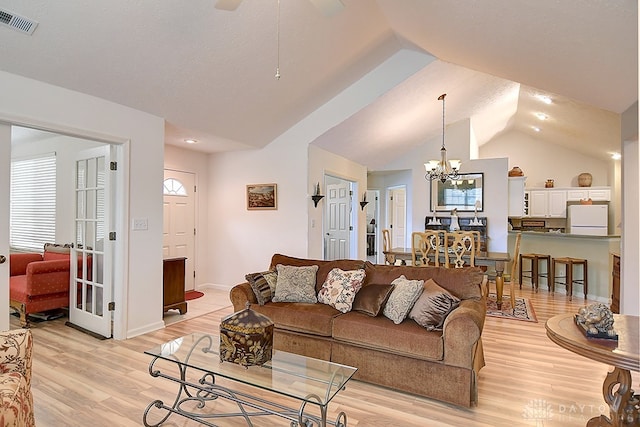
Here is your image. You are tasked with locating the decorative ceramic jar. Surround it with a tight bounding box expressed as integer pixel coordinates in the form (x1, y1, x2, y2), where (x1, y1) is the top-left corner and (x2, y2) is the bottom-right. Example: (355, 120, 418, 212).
(545, 179, 554, 188)
(578, 172, 593, 187)
(220, 303, 273, 366)
(508, 166, 524, 177)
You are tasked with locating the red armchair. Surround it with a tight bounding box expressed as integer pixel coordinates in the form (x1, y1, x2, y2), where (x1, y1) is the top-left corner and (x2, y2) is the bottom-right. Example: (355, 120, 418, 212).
(9, 244, 81, 327)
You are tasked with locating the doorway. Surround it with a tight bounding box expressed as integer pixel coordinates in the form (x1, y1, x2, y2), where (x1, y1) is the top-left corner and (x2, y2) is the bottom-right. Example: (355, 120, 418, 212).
(2, 125, 123, 338)
(387, 186, 407, 249)
(162, 169, 196, 291)
(365, 190, 380, 263)
(323, 175, 356, 260)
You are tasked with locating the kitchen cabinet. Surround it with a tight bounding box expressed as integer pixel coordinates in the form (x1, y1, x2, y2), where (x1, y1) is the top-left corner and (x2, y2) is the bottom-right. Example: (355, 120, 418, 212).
(565, 186, 611, 201)
(508, 177, 527, 217)
(529, 189, 567, 218)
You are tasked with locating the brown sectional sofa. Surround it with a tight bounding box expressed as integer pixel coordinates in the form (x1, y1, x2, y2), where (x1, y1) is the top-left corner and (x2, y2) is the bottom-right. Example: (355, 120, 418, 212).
(229, 254, 487, 407)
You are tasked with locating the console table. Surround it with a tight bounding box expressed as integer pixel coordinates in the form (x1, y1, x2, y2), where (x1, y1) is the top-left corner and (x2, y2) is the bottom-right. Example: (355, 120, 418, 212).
(143, 333, 357, 426)
(163, 257, 187, 314)
(425, 216, 487, 252)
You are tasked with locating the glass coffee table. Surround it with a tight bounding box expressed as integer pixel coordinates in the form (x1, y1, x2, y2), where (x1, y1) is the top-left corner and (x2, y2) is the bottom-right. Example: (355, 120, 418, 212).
(143, 333, 357, 427)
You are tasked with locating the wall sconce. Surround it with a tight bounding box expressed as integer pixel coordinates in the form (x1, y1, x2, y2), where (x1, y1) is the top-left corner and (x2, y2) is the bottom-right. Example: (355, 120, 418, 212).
(311, 182, 324, 208)
(359, 192, 369, 211)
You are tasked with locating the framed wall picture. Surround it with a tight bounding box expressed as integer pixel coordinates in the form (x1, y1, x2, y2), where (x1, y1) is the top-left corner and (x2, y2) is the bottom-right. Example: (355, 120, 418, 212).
(430, 173, 483, 212)
(246, 184, 277, 210)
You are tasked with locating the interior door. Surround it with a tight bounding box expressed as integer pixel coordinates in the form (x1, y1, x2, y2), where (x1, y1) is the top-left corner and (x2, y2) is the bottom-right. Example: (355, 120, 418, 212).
(163, 169, 196, 291)
(0, 124, 10, 331)
(325, 181, 351, 260)
(68, 145, 114, 338)
(389, 187, 407, 248)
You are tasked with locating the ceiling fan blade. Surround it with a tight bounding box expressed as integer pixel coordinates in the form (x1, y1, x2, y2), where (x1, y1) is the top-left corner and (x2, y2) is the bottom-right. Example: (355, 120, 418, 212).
(308, 0, 344, 17)
(215, 0, 242, 11)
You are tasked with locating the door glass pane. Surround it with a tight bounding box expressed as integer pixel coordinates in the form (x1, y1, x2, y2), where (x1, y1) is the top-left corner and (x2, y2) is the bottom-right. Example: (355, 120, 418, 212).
(95, 287, 103, 317)
(76, 280, 83, 310)
(85, 283, 93, 313)
(76, 160, 86, 189)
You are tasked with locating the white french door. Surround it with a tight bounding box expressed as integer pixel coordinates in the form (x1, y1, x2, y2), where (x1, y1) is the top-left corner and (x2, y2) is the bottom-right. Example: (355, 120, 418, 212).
(68, 145, 114, 338)
(0, 123, 11, 331)
(325, 181, 352, 260)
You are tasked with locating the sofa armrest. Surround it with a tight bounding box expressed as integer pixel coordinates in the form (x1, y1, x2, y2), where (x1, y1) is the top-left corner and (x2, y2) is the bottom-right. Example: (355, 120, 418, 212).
(0, 329, 33, 389)
(441, 298, 486, 369)
(25, 259, 72, 295)
(9, 253, 43, 277)
(229, 282, 258, 311)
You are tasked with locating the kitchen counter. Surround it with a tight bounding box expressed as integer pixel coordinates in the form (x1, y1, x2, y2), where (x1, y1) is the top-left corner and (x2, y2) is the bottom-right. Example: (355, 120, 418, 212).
(510, 230, 621, 239)
(508, 231, 620, 303)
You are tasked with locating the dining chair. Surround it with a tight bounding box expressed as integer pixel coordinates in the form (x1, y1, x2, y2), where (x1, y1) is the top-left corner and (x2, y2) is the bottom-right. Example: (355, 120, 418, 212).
(411, 231, 440, 267)
(382, 229, 393, 264)
(444, 231, 476, 268)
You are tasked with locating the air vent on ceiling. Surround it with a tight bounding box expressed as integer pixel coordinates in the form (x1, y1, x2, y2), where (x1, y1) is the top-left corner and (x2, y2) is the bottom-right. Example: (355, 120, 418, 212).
(0, 8, 38, 35)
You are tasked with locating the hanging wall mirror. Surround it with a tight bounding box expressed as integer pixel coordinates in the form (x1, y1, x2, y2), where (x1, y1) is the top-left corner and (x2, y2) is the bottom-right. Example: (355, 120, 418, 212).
(431, 173, 484, 212)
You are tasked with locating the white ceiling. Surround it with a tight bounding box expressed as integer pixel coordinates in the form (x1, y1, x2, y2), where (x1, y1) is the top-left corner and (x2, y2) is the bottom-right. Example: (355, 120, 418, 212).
(1, 0, 636, 167)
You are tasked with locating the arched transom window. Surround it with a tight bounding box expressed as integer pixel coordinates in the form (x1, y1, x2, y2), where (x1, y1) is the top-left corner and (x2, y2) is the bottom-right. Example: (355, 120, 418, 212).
(163, 178, 187, 196)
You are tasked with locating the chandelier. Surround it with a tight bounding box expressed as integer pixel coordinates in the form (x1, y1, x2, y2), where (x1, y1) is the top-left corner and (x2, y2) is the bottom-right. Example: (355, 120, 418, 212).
(425, 93, 461, 183)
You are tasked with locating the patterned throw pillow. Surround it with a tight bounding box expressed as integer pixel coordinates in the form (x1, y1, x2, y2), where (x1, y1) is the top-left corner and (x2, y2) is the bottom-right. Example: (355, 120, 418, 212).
(272, 264, 319, 303)
(409, 278, 461, 331)
(383, 275, 424, 324)
(317, 268, 366, 313)
(245, 270, 278, 305)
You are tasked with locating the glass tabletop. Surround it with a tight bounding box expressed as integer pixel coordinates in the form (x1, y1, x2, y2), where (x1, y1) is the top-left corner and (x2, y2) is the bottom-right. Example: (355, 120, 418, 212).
(145, 333, 358, 406)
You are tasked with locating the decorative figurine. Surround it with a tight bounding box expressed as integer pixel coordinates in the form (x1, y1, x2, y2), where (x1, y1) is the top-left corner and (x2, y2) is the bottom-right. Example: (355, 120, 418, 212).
(575, 303, 617, 339)
(449, 208, 460, 231)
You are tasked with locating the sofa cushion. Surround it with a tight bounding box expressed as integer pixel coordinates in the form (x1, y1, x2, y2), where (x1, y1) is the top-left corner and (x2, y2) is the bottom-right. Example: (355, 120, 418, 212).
(409, 278, 461, 331)
(245, 270, 277, 305)
(383, 275, 424, 324)
(332, 311, 444, 361)
(269, 254, 365, 292)
(363, 262, 483, 300)
(251, 302, 341, 337)
(352, 284, 393, 316)
(317, 268, 366, 313)
(272, 264, 319, 303)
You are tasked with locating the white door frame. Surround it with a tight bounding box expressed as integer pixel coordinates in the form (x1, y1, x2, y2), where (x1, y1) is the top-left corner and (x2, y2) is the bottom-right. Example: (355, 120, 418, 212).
(0, 123, 11, 331)
(0, 114, 129, 340)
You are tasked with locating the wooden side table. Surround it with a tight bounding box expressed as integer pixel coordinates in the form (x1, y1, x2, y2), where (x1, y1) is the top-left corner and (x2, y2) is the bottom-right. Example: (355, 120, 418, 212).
(546, 313, 639, 426)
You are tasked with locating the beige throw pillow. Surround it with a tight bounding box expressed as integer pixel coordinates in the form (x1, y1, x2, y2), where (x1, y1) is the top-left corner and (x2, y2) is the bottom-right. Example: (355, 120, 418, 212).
(383, 275, 424, 324)
(272, 264, 319, 303)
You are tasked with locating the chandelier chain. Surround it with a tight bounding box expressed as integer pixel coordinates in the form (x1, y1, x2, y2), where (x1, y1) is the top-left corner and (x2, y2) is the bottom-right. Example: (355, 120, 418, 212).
(275, 0, 281, 80)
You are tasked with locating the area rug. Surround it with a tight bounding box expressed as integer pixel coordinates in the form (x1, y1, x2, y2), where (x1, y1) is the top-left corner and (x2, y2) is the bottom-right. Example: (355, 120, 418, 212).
(486, 293, 537, 323)
(185, 290, 204, 301)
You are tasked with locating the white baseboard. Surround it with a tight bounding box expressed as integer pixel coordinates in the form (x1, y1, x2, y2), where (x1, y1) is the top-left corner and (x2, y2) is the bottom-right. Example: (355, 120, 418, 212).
(196, 283, 232, 292)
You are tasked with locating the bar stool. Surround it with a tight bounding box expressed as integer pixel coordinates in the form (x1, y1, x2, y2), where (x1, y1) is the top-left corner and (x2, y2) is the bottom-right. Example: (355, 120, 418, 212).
(551, 257, 588, 300)
(519, 253, 551, 291)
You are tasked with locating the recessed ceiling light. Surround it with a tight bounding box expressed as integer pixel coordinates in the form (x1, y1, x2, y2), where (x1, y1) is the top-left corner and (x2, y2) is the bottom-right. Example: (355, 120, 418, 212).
(532, 126, 540, 132)
(535, 112, 548, 120)
(183, 139, 197, 144)
(535, 94, 552, 104)
(611, 152, 621, 160)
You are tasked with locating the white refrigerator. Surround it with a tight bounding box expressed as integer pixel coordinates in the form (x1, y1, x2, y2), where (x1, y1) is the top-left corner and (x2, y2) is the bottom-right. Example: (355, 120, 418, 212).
(567, 205, 608, 236)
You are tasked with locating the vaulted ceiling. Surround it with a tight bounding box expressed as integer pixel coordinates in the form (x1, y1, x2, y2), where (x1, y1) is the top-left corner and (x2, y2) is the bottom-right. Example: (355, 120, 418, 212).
(1, 0, 636, 168)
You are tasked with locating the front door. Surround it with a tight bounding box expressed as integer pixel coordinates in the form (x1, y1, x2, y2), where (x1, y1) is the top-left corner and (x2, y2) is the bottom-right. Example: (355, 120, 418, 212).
(163, 169, 196, 291)
(68, 145, 114, 338)
(325, 181, 352, 260)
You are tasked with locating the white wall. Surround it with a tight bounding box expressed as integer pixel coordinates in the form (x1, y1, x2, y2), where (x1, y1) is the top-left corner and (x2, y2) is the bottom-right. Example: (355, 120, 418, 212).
(480, 130, 612, 188)
(163, 144, 210, 288)
(620, 102, 639, 316)
(0, 71, 165, 339)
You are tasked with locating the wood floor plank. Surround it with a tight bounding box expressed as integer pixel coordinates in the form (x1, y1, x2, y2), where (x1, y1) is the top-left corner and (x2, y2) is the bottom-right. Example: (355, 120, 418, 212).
(15, 287, 639, 426)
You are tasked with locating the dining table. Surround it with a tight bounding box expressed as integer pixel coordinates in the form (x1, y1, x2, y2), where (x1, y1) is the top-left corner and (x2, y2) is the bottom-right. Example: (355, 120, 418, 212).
(383, 247, 511, 309)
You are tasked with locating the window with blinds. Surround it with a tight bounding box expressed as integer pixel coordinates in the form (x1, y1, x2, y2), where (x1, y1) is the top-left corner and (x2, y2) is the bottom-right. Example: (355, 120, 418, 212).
(10, 153, 57, 252)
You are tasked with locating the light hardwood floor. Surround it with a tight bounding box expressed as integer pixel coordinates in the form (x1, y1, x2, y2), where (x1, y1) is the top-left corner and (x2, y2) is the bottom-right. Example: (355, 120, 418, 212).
(14, 286, 639, 427)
